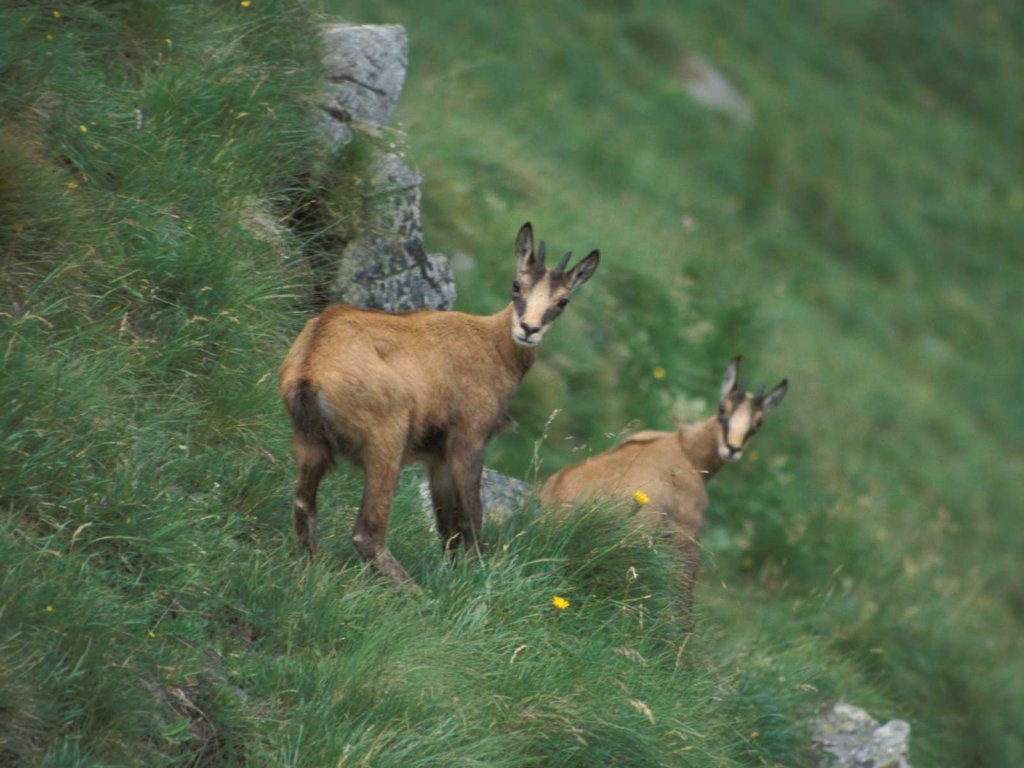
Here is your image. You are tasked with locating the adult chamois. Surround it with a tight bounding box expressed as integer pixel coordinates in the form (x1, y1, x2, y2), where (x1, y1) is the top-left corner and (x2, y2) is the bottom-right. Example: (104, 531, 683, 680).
(540, 357, 787, 605)
(280, 222, 600, 587)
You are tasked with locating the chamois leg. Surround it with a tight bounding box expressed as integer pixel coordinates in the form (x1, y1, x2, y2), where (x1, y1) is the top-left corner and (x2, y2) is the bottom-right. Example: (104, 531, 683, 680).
(351, 444, 418, 589)
(449, 443, 485, 558)
(675, 537, 701, 623)
(292, 437, 329, 561)
(426, 459, 461, 553)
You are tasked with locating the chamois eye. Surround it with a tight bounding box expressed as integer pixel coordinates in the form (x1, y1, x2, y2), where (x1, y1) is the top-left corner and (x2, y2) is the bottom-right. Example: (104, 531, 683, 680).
(511, 279, 522, 296)
(557, 296, 569, 309)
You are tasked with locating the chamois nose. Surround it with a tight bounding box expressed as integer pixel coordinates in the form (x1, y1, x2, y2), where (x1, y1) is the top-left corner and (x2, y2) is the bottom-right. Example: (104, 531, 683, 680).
(520, 321, 541, 338)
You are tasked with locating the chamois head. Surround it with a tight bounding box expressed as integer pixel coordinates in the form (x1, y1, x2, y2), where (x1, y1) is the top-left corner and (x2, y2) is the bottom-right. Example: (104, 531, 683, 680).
(716, 356, 787, 463)
(510, 222, 600, 347)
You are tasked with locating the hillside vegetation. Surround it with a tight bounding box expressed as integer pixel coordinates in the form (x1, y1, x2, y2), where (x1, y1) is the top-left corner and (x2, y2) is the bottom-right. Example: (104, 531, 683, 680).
(2, 1, 1022, 766)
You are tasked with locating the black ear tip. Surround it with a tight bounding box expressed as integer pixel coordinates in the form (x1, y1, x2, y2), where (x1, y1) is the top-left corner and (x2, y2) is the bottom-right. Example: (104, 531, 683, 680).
(780, 378, 789, 387)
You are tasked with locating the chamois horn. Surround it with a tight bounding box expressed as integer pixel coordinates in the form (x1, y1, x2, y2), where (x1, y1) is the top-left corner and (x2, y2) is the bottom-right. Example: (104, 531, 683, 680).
(553, 250, 572, 277)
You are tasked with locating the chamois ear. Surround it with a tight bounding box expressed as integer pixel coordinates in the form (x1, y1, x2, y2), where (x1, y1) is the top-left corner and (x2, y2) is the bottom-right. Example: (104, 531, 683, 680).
(761, 379, 788, 411)
(566, 250, 600, 290)
(515, 222, 536, 272)
(720, 356, 741, 401)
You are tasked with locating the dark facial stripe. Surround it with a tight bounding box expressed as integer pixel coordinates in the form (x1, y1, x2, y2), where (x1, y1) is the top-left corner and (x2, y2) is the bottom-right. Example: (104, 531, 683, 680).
(540, 304, 564, 326)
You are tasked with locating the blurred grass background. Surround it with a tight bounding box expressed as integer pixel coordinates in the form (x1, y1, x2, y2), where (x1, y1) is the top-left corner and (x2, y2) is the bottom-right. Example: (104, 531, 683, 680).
(1, 0, 1021, 765)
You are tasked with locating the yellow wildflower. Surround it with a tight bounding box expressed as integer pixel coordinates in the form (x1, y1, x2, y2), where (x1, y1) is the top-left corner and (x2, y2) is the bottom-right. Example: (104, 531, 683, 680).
(46, 605, 54, 613)
(652, 366, 666, 380)
(633, 489, 650, 506)
(52, 10, 61, 19)
(240, 0, 252, 6)
(148, 630, 157, 638)
(66, 180, 78, 190)
(551, 595, 570, 611)
(79, 124, 88, 133)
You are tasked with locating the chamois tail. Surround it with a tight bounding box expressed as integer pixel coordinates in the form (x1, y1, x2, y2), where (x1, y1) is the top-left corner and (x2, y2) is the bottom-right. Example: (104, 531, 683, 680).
(289, 378, 326, 441)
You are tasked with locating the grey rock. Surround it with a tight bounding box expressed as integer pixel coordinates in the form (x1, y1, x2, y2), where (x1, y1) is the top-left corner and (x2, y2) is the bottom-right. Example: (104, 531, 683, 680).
(419, 469, 533, 526)
(333, 236, 455, 312)
(814, 702, 911, 768)
(679, 53, 753, 124)
(314, 23, 456, 313)
(480, 469, 533, 521)
(366, 152, 424, 236)
(330, 152, 456, 312)
(321, 23, 408, 146)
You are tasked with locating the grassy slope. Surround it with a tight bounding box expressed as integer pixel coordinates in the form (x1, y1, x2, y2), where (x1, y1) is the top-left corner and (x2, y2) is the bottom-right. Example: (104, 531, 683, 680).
(1, 0, 1022, 766)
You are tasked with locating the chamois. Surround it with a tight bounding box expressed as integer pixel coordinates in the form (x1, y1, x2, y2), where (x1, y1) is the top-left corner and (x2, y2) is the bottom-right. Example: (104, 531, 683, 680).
(540, 357, 787, 604)
(279, 222, 600, 587)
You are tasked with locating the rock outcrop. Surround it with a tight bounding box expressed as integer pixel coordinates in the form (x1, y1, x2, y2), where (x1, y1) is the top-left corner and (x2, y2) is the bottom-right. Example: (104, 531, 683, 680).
(318, 23, 455, 312)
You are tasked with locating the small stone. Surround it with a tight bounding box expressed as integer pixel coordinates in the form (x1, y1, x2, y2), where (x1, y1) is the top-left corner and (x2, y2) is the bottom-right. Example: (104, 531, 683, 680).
(419, 469, 532, 526)
(813, 702, 912, 768)
(678, 53, 753, 124)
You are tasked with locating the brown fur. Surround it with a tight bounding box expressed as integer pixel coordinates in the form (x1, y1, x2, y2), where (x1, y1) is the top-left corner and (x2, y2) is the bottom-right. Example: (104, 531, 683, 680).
(279, 223, 599, 587)
(540, 357, 787, 607)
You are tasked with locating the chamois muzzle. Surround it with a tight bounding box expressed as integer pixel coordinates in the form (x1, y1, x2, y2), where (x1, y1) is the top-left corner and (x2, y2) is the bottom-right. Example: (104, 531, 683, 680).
(721, 443, 744, 462)
(518, 321, 542, 343)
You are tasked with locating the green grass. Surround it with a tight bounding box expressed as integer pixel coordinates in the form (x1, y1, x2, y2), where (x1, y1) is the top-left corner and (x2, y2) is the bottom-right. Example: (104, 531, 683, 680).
(2, 0, 1023, 765)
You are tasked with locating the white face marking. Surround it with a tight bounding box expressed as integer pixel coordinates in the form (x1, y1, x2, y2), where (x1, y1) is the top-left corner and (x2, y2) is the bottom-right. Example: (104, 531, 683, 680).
(718, 399, 756, 462)
(511, 272, 567, 347)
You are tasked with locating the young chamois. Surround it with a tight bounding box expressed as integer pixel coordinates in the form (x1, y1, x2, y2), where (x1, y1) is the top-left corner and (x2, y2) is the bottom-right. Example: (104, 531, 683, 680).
(279, 222, 600, 587)
(540, 357, 787, 604)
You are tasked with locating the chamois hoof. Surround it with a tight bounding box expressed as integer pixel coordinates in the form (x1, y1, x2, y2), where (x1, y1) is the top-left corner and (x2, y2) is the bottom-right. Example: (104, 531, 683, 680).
(371, 549, 422, 593)
(296, 541, 316, 565)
